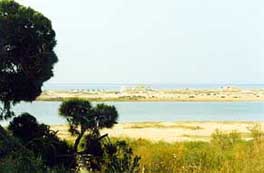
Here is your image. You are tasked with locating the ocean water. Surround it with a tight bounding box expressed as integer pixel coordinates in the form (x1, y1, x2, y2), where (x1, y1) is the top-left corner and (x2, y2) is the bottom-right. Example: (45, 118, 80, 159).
(43, 83, 264, 91)
(1, 101, 262, 125)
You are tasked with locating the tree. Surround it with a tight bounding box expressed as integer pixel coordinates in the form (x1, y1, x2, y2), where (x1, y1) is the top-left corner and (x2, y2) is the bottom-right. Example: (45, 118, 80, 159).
(0, 0, 58, 120)
(8, 113, 76, 170)
(8, 113, 46, 142)
(59, 99, 141, 172)
(59, 99, 118, 152)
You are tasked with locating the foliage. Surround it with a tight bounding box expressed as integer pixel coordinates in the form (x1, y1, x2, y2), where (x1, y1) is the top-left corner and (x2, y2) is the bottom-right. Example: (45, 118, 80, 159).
(8, 113, 49, 142)
(59, 99, 118, 152)
(0, 125, 21, 159)
(59, 99, 92, 136)
(0, 127, 70, 173)
(59, 99, 118, 134)
(59, 99, 140, 172)
(8, 113, 76, 170)
(0, 0, 58, 119)
(211, 129, 242, 150)
(79, 135, 141, 173)
(92, 103, 118, 129)
(0, 149, 48, 173)
(0, 2, 61, 171)
(102, 140, 141, 173)
(118, 129, 264, 173)
(0, 151, 71, 173)
(248, 124, 264, 142)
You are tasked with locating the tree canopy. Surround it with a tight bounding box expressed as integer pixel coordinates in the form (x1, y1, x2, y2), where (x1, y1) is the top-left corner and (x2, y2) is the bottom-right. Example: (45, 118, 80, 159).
(0, 0, 58, 119)
(59, 99, 141, 172)
(59, 99, 118, 152)
(0, 1, 140, 172)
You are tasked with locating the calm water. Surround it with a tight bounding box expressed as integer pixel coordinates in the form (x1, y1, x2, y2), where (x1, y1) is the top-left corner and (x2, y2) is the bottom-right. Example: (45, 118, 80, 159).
(43, 83, 264, 91)
(2, 101, 263, 125)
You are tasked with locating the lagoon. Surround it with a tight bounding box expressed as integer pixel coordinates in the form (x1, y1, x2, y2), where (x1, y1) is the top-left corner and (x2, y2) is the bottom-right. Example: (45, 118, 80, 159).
(5, 101, 264, 125)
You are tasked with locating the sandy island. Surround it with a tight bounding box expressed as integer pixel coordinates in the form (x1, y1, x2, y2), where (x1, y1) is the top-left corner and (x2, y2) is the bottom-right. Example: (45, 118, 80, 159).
(38, 86, 264, 102)
(51, 121, 264, 142)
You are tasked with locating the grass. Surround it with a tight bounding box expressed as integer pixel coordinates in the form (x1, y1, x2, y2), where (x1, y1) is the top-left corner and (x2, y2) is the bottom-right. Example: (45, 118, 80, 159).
(181, 134, 209, 141)
(111, 126, 264, 173)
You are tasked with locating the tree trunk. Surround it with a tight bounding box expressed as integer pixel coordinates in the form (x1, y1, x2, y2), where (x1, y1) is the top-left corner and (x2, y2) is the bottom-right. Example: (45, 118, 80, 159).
(73, 130, 85, 152)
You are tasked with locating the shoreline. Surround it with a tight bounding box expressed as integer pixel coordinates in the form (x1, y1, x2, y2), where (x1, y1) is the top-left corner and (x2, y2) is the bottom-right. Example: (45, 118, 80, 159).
(38, 86, 264, 102)
(51, 121, 264, 142)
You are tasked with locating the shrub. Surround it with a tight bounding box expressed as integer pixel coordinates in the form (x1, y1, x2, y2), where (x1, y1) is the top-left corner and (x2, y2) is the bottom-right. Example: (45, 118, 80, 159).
(80, 136, 141, 173)
(8, 113, 76, 170)
(118, 129, 264, 173)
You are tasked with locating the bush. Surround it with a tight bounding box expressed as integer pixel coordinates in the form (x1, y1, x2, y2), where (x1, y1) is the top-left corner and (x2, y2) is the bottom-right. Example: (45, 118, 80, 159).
(211, 129, 242, 150)
(8, 113, 76, 170)
(80, 135, 141, 173)
(0, 129, 71, 173)
(117, 129, 264, 173)
(0, 150, 47, 173)
(102, 140, 141, 173)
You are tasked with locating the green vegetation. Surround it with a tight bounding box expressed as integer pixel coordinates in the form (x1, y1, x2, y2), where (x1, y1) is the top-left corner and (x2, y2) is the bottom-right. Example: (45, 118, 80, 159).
(0, 1, 263, 173)
(117, 127, 264, 173)
(59, 99, 140, 172)
(8, 113, 76, 170)
(0, 1, 139, 172)
(0, 1, 64, 172)
(58, 99, 119, 153)
(0, 0, 58, 119)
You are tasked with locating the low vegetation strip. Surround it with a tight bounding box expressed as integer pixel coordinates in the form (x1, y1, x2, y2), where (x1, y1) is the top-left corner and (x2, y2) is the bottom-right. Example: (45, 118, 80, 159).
(112, 127, 264, 173)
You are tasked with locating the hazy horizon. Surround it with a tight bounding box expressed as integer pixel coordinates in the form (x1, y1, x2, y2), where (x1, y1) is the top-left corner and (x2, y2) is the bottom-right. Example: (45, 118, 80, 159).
(44, 82, 264, 85)
(43, 82, 264, 91)
(19, 0, 264, 84)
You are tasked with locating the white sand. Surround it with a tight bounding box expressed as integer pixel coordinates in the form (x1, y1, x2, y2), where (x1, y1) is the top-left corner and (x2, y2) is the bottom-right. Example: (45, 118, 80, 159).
(51, 121, 264, 142)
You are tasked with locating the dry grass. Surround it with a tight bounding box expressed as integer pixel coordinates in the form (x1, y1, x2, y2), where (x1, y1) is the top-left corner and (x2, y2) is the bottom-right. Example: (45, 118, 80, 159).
(113, 126, 264, 173)
(126, 122, 203, 130)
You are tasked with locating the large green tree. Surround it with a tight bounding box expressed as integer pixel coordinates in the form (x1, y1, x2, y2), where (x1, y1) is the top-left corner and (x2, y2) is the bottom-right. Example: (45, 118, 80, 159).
(0, 0, 57, 119)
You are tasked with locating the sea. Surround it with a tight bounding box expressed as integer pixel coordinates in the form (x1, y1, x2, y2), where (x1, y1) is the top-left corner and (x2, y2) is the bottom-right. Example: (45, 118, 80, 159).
(43, 83, 264, 91)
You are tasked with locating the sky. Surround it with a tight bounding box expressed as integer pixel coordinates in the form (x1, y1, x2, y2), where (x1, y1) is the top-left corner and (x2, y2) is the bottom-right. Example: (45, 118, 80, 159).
(18, 0, 264, 84)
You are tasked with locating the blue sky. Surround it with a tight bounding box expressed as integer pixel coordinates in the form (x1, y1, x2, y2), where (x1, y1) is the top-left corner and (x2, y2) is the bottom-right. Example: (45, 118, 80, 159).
(19, 0, 264, 84)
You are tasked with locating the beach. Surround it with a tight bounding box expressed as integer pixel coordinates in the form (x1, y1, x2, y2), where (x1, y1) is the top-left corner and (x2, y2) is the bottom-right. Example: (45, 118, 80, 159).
(51, 121, 264, 142)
